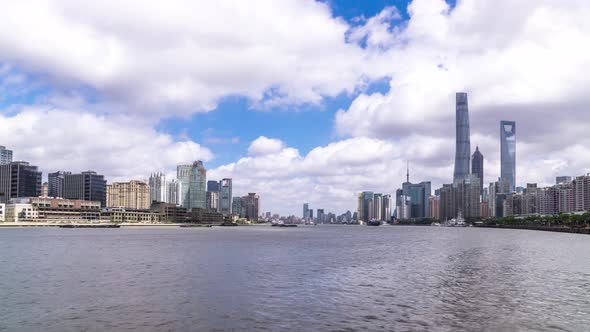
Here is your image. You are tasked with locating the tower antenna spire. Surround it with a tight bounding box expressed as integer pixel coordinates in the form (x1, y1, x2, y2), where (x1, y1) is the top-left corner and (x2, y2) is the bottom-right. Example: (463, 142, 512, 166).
(406, 161, 410, 183)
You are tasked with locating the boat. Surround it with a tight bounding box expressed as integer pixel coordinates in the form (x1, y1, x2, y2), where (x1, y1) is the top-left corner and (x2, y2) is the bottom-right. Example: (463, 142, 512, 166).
(431, 222, 441, 227)
(272, 223, 297, 227)
(366, 220, 382, 226)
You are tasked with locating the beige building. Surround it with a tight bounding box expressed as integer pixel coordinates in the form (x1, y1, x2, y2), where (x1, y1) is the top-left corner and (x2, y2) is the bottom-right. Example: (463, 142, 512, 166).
(107, 180, 150, 209)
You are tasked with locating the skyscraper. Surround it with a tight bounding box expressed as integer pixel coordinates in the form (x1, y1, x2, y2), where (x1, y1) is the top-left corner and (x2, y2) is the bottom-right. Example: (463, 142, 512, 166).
(177, 161, 207, 210)
(454, 92, 471, 182)
(149, 172, 167, 203)
(500, 120, 516, 192)
(48, 171, 68, 197)
(207, 180, 220, 192)
(303, 203, 309, 220)
(166, 179, 179, 205)
(62, 171, 107, 206)
(107, 180, 150, 209)
(0, 161, 42, 202)
(219, 178, 232, 215)
(0, 146, 13, 165)
(471, 146, 484, 197)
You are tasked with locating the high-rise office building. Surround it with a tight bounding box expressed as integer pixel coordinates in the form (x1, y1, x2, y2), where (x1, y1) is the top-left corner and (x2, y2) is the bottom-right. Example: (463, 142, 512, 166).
(177, 161, 207, 210)
(500, 120, 516, 193)
(149, 172, 167, 203)
(373, 193, 383, 221)
(206, 191, 219, 211)
(219, 178, 232, 215)
(382, 194, 392, 222)
(167, 179, 179, 205)
(402, 181, 431, 219)
(232, 197, 243, 217)
(41, 182, 48, 197)
(0, 146, 13, 165)
(358, 191, 374, 222)
(317, 209, 325, 224)
(242, 193, 260, 221)
(303, 203, 309, 220)
(48, 171, 68, 197)
(63, 171, 107, 207)
(207, 180, 220, 192)
(471, 146, 484, 197)
(454, 92, 471, 182)
(107, 180, 150, 209)
(0, 161, 42, 202)
(556, 176, 572, 185)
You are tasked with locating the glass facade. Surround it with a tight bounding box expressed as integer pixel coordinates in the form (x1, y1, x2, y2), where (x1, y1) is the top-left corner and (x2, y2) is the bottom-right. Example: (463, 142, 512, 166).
(454, 92, 471, 182)
(500, 120, 516, 193)
(219, 178, 232, 215)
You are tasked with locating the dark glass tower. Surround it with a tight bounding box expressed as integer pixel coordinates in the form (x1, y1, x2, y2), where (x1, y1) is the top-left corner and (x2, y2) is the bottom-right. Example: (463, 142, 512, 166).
(454, 92, 471, 182)
(500, 121, 516, 192)
(471, 146, 484, 197)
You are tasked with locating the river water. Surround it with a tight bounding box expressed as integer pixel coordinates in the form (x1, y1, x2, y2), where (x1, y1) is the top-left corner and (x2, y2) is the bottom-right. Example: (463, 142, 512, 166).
(0, 226, 588, 331)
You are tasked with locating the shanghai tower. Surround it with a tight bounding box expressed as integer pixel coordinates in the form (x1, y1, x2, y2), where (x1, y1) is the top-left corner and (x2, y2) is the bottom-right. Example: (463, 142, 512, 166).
(453, 92, 471, 182)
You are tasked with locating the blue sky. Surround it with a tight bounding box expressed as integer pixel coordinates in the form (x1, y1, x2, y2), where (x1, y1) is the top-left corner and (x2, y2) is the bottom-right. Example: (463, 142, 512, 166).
(1, 0, 588, 215)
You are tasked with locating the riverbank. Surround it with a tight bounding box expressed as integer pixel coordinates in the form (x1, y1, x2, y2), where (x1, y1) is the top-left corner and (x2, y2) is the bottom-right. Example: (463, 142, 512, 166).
(0, 222, 270, 228)
(474, 224, 590, 234)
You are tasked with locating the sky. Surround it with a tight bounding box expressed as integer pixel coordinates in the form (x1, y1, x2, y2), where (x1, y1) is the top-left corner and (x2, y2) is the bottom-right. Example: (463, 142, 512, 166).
(1, 0, 590, 216)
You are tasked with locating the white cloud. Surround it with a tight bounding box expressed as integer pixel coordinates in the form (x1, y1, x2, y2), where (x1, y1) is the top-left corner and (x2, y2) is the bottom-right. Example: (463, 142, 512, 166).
(247, 136, 286, 156)
(0, 0, 381, 116)
(0, 107, 213, 181)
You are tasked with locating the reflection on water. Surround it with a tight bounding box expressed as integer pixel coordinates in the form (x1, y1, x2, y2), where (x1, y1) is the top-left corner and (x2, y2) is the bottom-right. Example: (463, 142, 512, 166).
(0, 226, 588, 331)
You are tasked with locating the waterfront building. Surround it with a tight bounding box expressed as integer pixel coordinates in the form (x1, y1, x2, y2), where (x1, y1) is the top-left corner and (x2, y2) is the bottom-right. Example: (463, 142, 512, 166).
(500, 120, 516, 193)
(219, 178, 232, 215)
(382, 194, 392, 222)
(62, 171, 107, 207)
(317, 209, 325, 224)
(573, 175, 590, 212)
(538, 187, 558, 215)
(522, 184, 538, 215)
(556, 176, 572, 185)
(373, 194, 383, 221)
(556, 183, 575, 213)
(48, 171, 68, 198)
(428, 196, 440, 220)
(241, 193, 260, 221)
(167, 179, 179, 205)
(0, 146, 13, 165)
(149, 173, 168, 203)
(471, 146, 484, 197)
(358, 191, 374, 222)
(107, 180, 150, 210)
(150, 202, 188, 223)
(177, 161, 207, 210)
(0, 203, 5, 221)
(0, 161, 42, 203)
(401, 181, 431, 219)
(41, 182, 48, 197)
(232, 197, 243, 217)
(303, 203, 309, 220)
(4, 203, 38, 222)
(480, 200, 490, 218)
(100, 208, 161, 223)
(189, 208, 224, 224)
(206, 191, 219, 211)
(454, 174, 481, 219)
(454, 92, 471, 182)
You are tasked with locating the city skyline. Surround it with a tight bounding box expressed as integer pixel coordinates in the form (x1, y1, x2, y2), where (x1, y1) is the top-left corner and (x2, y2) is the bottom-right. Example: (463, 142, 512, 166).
(1, 0, 590, 215)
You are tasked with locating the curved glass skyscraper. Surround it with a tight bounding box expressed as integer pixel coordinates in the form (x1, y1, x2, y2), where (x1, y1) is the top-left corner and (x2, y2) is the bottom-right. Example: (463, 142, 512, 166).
(500, 120, 516, 193)
(454, 92, 471, 182)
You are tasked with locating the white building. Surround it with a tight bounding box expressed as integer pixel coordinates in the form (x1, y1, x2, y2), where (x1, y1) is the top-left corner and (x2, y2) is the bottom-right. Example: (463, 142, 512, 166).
(0, 203, 5, 222)
(5, 203, 38, 222)
(149, 172, 168, 203)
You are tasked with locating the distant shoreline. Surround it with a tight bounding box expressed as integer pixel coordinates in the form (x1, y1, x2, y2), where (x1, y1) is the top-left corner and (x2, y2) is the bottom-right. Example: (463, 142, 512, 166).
(0, 222, 269, 228)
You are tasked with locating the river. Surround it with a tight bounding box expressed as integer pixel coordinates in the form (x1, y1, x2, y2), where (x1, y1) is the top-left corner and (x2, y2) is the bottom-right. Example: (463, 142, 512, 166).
(0, 226, 588, 331)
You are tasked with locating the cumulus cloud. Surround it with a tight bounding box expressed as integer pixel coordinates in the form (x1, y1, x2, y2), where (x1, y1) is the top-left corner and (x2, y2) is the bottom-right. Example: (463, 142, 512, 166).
(0, 107, 213, 181)
(247, 136, 286, 156)
(0, 0, 381, 116)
